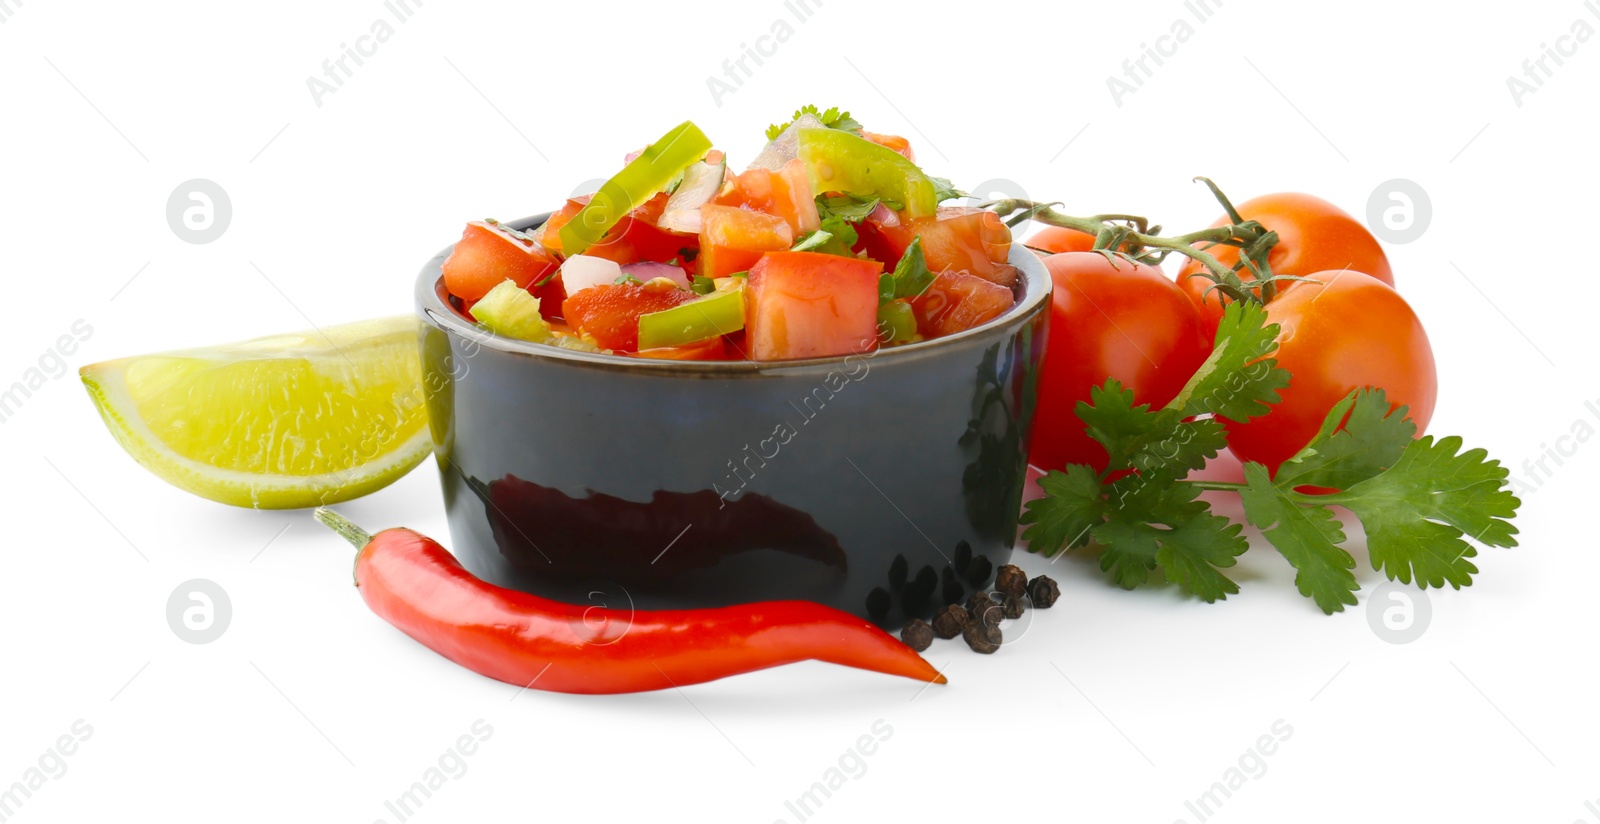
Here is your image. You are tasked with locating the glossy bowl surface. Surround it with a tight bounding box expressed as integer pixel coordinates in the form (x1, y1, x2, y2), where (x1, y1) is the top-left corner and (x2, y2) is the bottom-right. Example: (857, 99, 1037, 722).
(416, 214, 1050, 627)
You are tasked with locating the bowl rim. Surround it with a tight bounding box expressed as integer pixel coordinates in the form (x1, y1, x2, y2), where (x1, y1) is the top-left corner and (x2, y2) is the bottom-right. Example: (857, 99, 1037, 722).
(415, 213, 1051, 373)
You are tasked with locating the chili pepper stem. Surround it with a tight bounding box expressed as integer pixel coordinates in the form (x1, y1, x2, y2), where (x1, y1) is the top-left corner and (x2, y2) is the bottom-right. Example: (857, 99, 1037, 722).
(314, 507, 372, 549)
(314, 508, 371, 586)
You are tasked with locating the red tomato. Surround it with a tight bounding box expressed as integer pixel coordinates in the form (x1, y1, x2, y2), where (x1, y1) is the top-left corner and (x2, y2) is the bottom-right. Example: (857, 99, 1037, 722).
(529, 272, 566, 321)
(910, 270, 1015, 338)
(1179, 192, 1394, 340)
(441, 221, 561, 302)
(698, 204, 793, 279)
(1224, 270, 1435, 473)
(614, 192, 700, 263)
(633, 336, 730, 361)
(858, 207, 1014, 286)
(713, 159, 820, 236)
(746, 251, 882, 360)
(535, 198, 583, 254)
(1030, 252, 1210, 473)
(536, 194, 697, 265)
(561, 281, 695, 352)
(861, 131, 915, 162)
(1026, 226, 1097, 255)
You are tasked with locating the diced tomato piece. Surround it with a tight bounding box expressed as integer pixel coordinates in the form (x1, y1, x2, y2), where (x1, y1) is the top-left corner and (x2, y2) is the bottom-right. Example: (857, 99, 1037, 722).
(561, 281, 695, 352)
(698, 204, 793, 279)
(746, 251, 882, 360)
(712, 159, 820, 235)
(911, 270, 1016, 338)
(610, 192, 700, 263)
(862, 131, 915, 162)
(633, 336, 730, 361)
(858, 206, 1014, 286)
(441, 221, 562, 302)
(536, 194, 698, 266)
(534, 199, 584, 255)
(529, 272, 566, 321)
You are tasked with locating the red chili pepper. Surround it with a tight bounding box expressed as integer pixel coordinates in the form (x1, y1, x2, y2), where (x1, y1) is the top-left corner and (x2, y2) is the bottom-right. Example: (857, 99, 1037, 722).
(314, 509, 947, 695)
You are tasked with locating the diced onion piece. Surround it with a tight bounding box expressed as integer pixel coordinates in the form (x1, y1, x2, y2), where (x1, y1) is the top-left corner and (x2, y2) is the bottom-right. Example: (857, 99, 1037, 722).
(559, 254, 624, 295)
(749, 113, 826, 171)
(657, 157, 727, 234)
(621, 261, 691, 289)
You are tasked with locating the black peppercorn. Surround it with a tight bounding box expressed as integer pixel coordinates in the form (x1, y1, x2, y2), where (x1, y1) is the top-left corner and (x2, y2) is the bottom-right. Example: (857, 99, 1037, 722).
(1002, 593, 1025, 619)
(900, 619, 934, 652)
(995, 564, 1028, 598)
(932, 604, 968, 639)
(962, 620, 1001, 654)
(1028, 575, 1061, 608)
(965, 591, 1000, 626)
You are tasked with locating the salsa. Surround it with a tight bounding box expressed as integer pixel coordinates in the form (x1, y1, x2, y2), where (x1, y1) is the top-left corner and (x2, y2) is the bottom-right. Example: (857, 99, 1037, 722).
(439, 107, 1019, 361)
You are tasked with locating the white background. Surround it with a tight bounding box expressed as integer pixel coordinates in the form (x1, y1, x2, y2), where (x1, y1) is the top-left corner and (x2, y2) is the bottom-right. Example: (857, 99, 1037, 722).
(2, 0, 1597, 821)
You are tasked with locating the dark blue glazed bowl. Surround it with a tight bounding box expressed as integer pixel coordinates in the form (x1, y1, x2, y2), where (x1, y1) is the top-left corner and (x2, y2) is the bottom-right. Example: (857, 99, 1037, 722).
(416, 215, 1049, 628)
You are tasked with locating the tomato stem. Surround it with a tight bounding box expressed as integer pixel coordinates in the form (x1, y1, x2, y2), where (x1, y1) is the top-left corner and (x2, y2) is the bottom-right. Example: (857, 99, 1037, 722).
(985, 178, 1285, 307)
(983, 198, 1263, 305)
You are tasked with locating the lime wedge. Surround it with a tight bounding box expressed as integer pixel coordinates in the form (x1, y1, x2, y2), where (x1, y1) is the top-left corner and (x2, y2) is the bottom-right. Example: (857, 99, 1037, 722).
(80, 317, 431, 509)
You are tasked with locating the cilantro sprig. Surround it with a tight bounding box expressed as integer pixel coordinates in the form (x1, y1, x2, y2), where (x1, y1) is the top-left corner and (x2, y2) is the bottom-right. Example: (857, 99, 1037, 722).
(765, 105, 863, 141)
(1020, 303, 1520, 614)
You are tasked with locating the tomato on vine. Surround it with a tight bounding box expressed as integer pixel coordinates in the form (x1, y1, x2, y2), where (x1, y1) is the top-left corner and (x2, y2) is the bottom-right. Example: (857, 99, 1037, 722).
(1221, 269, 1436, 474)
(1178, 192, 1393, 340)
(1029, 252, 1210, 473)
(1025, 226, 1097, 255)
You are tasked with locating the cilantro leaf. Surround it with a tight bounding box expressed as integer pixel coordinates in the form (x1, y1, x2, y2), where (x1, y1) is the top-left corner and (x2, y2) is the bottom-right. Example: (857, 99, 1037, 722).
(1152, 488, 1249, 603)
(765, 105, 862, 141)
(1022, 448, 1246, 601)
(816, 194, 880, 222)
(1331, 434, 1519, 589)
(821, 215, 859, 247)
(792, 210, 861, 257)
(1239, 463, 1359, 614)
(930, 176, 967, 203)
(1166, 301, 1289, 421)
(1095, 475, 1246, 600)
(880, 236, 937, 302)
(1076, 381, 1168, 465)
(1015, 228, 1521, 615)
(1019, 464, 1103, 555)
(791, 230, 835, 253)
(1273, 388, 1415, 491)
(1132, 418, 1229, 478)
(1076, 381, 1224, 479)
(1092, 517, 1161, 589)
(819, 106, 863, 133)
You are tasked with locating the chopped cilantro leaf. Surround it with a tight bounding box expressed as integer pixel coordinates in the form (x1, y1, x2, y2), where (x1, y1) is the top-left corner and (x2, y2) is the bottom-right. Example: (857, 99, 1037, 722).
(930, 176, 967, 203)
(791, 230, 835, 253)
(880, 236, 937, 302)
(765, 105, 863, 141)
(817, 194, 881, 223)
